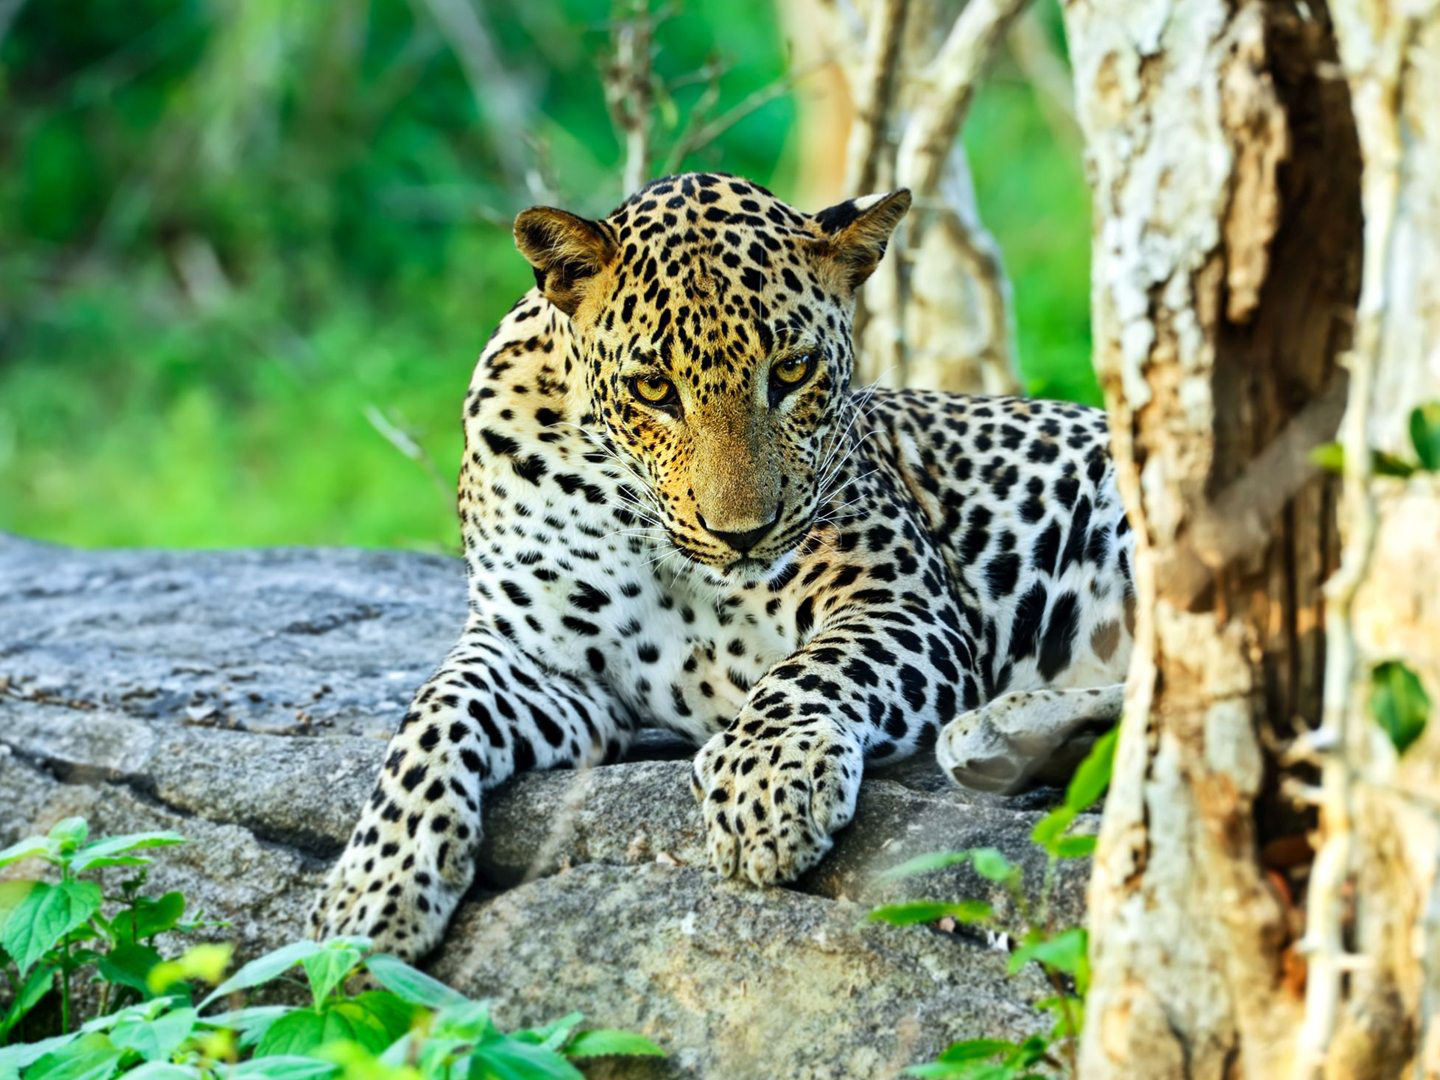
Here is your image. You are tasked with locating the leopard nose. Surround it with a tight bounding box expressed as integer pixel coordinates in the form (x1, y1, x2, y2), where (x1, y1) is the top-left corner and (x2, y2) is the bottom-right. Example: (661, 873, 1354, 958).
(697, 511, 781, 554)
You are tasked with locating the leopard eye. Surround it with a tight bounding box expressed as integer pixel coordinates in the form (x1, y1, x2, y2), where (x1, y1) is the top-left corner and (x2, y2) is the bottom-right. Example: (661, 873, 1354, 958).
(773, 356, 811, 385)
(768, 350, 817, 405)
(630, 374, 678, 409)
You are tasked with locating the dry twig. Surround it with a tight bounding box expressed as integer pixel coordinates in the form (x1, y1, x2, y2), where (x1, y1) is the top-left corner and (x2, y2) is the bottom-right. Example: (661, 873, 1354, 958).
(602, 0, 658, 194)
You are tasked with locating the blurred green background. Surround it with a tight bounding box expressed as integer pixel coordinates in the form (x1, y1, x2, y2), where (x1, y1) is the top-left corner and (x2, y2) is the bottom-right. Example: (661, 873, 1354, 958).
(0, 0, 1094, 552)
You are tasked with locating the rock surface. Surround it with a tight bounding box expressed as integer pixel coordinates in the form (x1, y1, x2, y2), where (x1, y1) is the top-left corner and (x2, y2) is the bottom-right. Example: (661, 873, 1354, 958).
(0, 535, 1091, 1079)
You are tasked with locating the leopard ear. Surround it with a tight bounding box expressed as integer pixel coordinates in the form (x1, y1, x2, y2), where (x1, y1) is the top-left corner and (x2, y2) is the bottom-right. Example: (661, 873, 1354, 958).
(811, 189, 911, 292)
(513, 207, 617, 316)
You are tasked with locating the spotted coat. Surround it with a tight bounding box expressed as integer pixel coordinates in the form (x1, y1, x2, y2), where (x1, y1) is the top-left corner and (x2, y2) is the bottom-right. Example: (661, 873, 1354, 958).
(311, 174, 1134, 960)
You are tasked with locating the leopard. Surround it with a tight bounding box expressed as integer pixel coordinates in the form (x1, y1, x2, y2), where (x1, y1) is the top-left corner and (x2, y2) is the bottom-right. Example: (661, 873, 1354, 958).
(310, 172, 1135, 961)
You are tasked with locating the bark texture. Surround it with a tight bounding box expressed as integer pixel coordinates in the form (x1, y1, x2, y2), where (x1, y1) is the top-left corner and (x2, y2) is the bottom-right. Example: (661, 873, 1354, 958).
(1064, 0, 1362, 1074)
(1302, 2, 1440, 1075)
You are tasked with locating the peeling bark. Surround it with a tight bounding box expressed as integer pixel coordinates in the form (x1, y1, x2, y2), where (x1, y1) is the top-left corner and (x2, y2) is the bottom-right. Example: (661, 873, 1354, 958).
(1302, 2, 1440, 1076)
(1065, 0, 1361, 1074)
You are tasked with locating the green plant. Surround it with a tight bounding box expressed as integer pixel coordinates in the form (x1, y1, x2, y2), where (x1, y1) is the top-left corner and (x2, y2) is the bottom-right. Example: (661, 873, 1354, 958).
(0, 821, 663, 1079)
(869, 727, 1118, 1079)
(1371, 659, 1431, 755)
(1312, 401, 1440, 480)
(0, 818, 196, 1042)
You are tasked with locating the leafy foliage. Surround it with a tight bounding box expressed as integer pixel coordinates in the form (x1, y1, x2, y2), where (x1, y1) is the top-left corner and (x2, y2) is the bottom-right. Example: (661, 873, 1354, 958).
(1312, 400, 1440, 480)
(1371, 660, 1431, 755)
(0, 821, 662, 1078)
(870, 727, 1118, 1078)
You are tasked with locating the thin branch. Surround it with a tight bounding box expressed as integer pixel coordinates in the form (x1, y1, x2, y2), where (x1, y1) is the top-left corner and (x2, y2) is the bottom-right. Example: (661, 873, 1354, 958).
(895, 0, 1031, 199)
(656, 61, 725, 177)
(661, 64, 821, 176)
(363, 405, 453, 511)
(1295, 2, 1405, 1061)
(931, 147, 1019, 391)
(843, 0, 909, 194)
(602, 0, 658, 194)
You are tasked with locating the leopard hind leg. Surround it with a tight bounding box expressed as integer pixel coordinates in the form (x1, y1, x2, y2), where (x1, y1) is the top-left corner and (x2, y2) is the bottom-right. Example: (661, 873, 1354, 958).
(936, 684, 1123, 795)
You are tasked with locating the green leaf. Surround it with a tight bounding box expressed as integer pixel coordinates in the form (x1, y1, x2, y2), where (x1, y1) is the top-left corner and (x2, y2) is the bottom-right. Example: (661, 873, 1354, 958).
(0, 880, 37, 931)
(1037, 994, 1086, 1039)
(1050, 834, 1097, 859)
(564, 1029, 665, 1059)
(867, 901, 993, 926)
(1030, 807, 1075, 851)
(1310, 441, 1344, 473)
(0, 962, 55, 1037)
(302, 945, 365, 1007)
(364, 953, 468, 1009)
(111, 893, 186, 945)
(1310, 442, 1419, 478)
(348, 992, 421, 1044)
(526, 1011, 584, 1051)
(2, 880, 102, 977)
(257, 1004, 390, 1059)
(332, 1003, 392, 1054)
(71, 833, 185, 876)
(46, 819, 90, 858)
(231, 1057, 338, 1079)
(0, 837, 52, 872)
(1063, 726, 1118, 814)
(1374, 450, 1416, 478)
(1009, 928, 1090, 993)
(120, 1065, 203, 1079)
(97, 942, 164, 998)
(200, 1005, 291, 1050)
(432, 1001, 495, 1042)
(110, 1007, 197, 1062)
(936, 1038, 1017, 1063)
(1371, 661, 1431, 755)
(470, 1035, 584, 1080)
(0, 1032, 80, 1072)
(969, 848, 1016, 883)
(150, 943, 233, 996)
(315, 1041, 422, 1078)
(25, 1033, 121, 1080)
(1410, 403, 1440, 470)
(254, 1009, 328, 1057)
(200, 940, 322, 1006)
(876, 851, 973, 882)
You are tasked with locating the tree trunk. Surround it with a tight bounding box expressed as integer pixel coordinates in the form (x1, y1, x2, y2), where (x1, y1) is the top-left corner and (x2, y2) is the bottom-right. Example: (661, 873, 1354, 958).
(1300, 2, 1440, 1075)
(1064, 0, 1362, 1074)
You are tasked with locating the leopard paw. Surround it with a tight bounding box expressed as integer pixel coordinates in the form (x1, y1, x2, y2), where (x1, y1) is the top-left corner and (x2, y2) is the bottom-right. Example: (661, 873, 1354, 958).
(309, 828, 473, 963)
(691, 719, 862, 886)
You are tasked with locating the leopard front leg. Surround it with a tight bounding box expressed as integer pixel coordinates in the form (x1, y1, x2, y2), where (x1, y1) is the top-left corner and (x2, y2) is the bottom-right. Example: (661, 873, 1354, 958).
(311, 621, 633, 960)
(691, 605, 972, 885)
(692, 710, 863, 885)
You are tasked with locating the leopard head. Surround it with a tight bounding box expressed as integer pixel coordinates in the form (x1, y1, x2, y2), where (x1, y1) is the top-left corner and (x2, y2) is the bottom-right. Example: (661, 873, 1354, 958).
(514, 173, 908, 580)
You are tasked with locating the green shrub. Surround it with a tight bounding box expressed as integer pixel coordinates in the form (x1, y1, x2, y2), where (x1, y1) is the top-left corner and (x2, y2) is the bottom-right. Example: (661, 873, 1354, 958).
(869, 727, 1118, 1079)
(0, 819, 661, 1079)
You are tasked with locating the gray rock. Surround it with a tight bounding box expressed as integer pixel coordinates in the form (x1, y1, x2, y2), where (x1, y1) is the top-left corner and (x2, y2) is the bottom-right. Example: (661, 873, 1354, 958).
(435, 863, 1050, 1080)
(0, 535, 1089, 1078)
